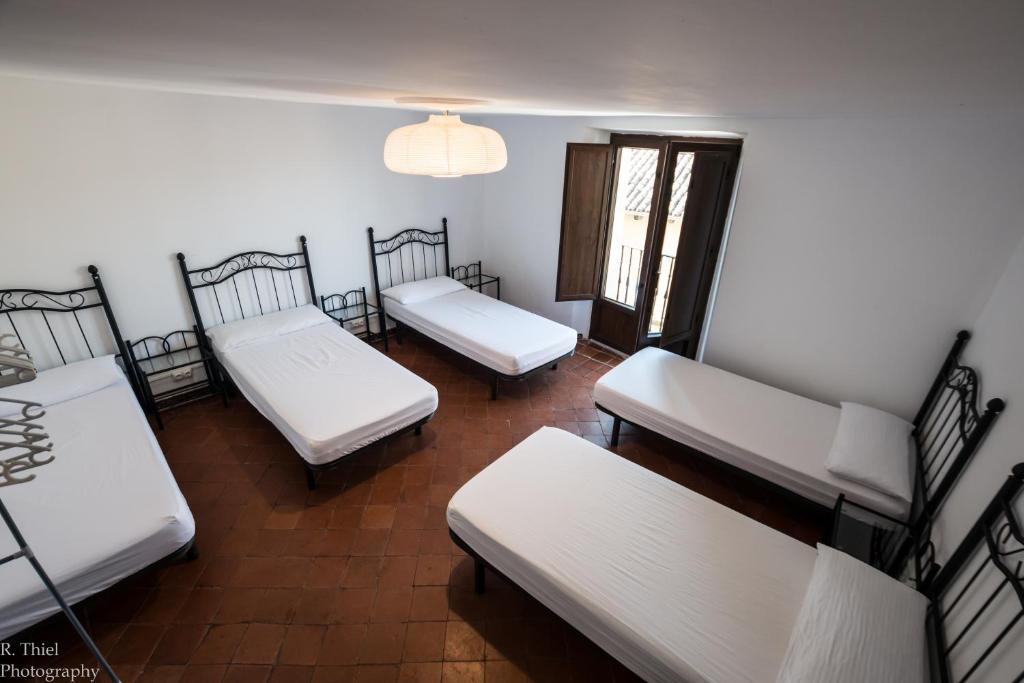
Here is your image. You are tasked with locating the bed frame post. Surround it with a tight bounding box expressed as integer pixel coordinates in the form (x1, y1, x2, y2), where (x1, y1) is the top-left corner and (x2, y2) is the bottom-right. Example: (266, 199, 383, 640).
(610, 416, 622, 447)
(300, 235, 318, 308)
(913, 330, 970, 428)
(177, 253, 210, 350)
(360, 286, 371, 338)
(367, 227, 389, 352)
(442, 217, 451, 276)
(305, 466, 317, 491)
(89, 265, 141, 401)
(490, 373, 499, 401)
(474, 557, 486, 594)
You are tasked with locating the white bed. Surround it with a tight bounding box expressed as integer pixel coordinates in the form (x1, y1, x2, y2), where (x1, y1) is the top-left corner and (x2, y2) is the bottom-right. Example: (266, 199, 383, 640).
(208, 305, 438, 468)
(447, 427, 928, 683)
(0, 357, 195, 640)
(593, 346, 911, 519)
(380, 278, 578, 378)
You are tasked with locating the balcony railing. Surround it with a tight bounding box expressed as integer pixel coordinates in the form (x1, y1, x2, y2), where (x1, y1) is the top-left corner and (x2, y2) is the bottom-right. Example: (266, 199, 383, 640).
(649, 254, 676, 335)
(607, 245, 643, 306)
(605, 247, 676, 333)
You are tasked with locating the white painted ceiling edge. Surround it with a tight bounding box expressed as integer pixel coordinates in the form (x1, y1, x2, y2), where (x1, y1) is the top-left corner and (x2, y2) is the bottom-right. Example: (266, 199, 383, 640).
(1, 0, 1022, 118)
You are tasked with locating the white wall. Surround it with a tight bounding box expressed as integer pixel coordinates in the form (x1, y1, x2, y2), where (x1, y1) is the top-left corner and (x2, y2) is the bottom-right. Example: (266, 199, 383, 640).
(0, 76, 484, 344)
(478, 113, 1024, 417)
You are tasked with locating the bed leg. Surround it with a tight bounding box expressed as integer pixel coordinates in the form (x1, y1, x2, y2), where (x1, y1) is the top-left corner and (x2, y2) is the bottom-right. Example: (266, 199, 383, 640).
(490, 374, 499, 401)
(610, 417, 621, 447)
(395, 321, 403, 345)
(414, 424, 422, 436)
(219, 378, 230, 407)
(305, 467, 318, 491)
(550, 362, 558, 371)
(186, 543, 200, 562)
(474, 557, 486, 594)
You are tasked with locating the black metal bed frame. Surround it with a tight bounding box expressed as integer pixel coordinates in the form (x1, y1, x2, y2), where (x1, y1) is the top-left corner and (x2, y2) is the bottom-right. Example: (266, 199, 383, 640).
(0, 270, 198, 677)
(367, 219, 451, 352)
(599, 330, 1004, 551)
(177, 237, 432, 490)
(449, 463, 1024, 682)
(830, 330, 1006, 576)
(0, 266, 140, 400)
(367, 218, 574, 400)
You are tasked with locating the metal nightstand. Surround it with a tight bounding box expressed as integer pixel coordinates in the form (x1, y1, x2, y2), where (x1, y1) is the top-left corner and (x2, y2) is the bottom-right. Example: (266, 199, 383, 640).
(322, 287, 382, 344)
(126, 327, 229, 430)
(452, 261, 501, 300)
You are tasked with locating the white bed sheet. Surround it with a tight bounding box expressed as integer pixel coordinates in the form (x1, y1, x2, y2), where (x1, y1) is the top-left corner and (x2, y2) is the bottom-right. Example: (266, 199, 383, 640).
(218, 322, 438, 466)
(383, 288, 578, 376)
(447, 427, 817, 683)
(0, 377, 195, 640)
(593, 347, 909, 519)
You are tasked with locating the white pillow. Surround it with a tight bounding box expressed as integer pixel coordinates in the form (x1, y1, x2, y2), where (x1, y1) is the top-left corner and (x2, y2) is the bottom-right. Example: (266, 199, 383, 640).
(825, 402, 914, 505)
(206, 304, 330, 352)
(776, 544, 927, 683)
(380, 276, 466, 305)
(0, 355, 125, 418)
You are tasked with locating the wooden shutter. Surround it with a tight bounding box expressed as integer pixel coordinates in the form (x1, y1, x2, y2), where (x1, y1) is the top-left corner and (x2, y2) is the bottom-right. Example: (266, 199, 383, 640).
(659, 150, 739, 356)
(555, 143, 613, 301)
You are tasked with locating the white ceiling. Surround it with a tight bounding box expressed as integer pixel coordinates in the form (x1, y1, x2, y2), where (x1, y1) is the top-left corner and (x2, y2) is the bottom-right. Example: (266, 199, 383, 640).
(1, 0, 1022, 117)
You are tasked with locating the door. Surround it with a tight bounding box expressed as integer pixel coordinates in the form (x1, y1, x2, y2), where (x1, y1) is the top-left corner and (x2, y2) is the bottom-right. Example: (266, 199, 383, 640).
(588, 137, 668, 352)
(555, 134, 741, 356)
(656, 148, 740, 357)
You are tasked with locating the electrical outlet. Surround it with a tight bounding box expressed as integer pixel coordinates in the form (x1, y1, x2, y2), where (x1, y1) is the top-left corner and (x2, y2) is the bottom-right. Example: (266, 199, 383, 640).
(171, 368, 194, 381)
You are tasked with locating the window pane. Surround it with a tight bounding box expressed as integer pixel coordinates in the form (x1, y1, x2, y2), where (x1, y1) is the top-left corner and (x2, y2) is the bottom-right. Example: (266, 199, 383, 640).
(602, 147, 659, 308)
(649, 152, 694, 335)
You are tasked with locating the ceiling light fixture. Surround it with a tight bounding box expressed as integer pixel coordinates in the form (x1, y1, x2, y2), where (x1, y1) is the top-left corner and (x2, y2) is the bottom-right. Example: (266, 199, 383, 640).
(383, 99, 507, 178)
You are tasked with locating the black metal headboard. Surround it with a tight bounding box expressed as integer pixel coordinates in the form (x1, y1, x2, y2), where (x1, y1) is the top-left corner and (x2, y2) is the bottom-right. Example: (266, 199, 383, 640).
(366, 218, 451, 344)
(0, 266, 138, 396)
(913, 331, 1004, 524)
(925, 463, 1024, 683)
(367, 218, 451, 292)
(176, 236, 318, 344)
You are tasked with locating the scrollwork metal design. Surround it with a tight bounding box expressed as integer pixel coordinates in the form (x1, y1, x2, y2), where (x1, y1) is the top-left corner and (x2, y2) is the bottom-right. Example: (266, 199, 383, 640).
(372, 229, 445, 255)
(189, 251, 302, 287)
(990, 517, 1024, 606)
(0, 288, 96, 314)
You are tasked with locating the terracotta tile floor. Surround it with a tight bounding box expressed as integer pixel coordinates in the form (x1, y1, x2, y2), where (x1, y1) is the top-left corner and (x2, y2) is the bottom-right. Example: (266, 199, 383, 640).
(7, 335, 828, 682)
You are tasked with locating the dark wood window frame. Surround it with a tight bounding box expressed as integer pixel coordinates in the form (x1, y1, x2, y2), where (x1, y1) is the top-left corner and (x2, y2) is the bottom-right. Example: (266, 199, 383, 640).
(556, 133, 742, 356)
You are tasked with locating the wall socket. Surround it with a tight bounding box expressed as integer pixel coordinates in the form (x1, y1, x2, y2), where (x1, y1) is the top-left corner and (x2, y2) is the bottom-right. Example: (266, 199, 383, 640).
(171, 367, 194, 381)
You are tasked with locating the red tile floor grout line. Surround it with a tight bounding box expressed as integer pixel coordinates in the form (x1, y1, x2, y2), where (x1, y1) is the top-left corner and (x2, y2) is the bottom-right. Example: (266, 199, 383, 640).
(5, 333, 827, 683)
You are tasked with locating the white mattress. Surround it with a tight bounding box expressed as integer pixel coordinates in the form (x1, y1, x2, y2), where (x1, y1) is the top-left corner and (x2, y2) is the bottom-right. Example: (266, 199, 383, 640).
(383, 288, 578, 376)
(593, 347, 909, 519)
(447, 427, 818, 683)
(0, 377, 195, 640)
(218, 322, 438, 466)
